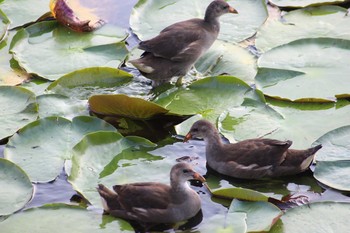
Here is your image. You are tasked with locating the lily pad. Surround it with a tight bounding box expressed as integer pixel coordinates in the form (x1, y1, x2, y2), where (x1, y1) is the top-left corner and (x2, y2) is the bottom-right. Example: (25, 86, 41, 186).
(0, 0, 49, 29)
(256, 6, 350, 52)
(0, 10, 9, 42)
(4, 116, 116, 182)
(219, 99, 350, 149)
(0, 86, 38, 141)
(211, 187, 271, 202)
(47, 67, 133, 99)
(270, 202, 350, 233)
(228, 199, 282, 232)
(68, 131, 160, 207)
(155, 76, 259, 122)
(195, 41, 257, 84)
(314, 161, 350, 191)
(0, 158, 33, 216)
(37, 94, 89, 119)
(10, 21, 128, 81)
(130, 0, 267, 43)
(0, 203, 133, 232)
(199, 211, 247, 233)
(89, 94, 169, 119)
(269, 0, 346, 7)
(256, 38, 350, 101)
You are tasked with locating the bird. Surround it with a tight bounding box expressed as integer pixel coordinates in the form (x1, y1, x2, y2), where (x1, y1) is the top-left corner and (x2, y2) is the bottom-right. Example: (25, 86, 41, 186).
(129, 0, 238, 87)
(184, 119, 322, 179)
(96, 162, 205, 226)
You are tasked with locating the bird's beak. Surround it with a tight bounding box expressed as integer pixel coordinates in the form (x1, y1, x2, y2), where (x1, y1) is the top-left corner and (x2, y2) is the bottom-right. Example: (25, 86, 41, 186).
(229, 7, 238, 14)
(183, 133, 192, 143)
(193, 172, 206, 183)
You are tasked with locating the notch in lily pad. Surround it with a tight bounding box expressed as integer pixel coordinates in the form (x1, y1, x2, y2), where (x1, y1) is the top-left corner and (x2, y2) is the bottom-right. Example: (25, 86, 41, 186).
(88, 94, 192, 141)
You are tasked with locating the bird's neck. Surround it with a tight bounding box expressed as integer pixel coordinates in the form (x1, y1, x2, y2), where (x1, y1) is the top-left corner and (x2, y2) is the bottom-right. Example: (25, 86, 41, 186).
(204, 14, 220, 31)
(204, 130, 223, 158)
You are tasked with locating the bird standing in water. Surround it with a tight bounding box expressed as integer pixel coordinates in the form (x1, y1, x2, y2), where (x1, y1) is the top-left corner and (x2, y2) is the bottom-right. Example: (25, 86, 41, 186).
(129, 0, 238, 87)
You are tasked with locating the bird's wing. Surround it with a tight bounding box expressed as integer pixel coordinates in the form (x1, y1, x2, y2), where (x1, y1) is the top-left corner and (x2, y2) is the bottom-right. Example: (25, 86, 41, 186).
(138, 19, 206, 61)
(223, 139, 292, 167)
(114, 182, 171, 210)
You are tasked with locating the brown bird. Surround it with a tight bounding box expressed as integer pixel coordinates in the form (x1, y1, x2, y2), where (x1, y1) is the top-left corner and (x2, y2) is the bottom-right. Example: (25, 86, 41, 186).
(97, 162, 205, 225)
(184, 120, 322, 179)
(129, 0, 238, 87)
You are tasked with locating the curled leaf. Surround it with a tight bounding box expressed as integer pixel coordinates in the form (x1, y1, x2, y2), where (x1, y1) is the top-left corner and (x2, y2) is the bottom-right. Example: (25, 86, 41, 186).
(50, 0, 105, 32)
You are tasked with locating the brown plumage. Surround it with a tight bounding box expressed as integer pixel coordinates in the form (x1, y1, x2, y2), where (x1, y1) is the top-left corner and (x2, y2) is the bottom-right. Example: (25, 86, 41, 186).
(184, 120, 322, 179)
(129, 0, 238, 87)
(96, 162, 205, 224)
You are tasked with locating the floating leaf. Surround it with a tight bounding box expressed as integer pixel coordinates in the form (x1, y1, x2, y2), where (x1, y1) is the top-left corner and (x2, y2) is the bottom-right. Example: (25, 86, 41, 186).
(211, 187, 270, 202)
(219, 99, 350, 149)
(10, 21, 128, 81)
(4, 116, 116, 182)
(0, 86, 38, 141)
(68, 131, 160, 207)
(89, 94, 169, 119)
(155, 76, 258, 122)
(130, 0, 267, 43)
(195, 41, 257, 84)
(47, 67, 133, 99)
(37, 94, 89, 119)
(0, 158, 33, 216)
(269, 202, 350, 233)
(0, 204, 133, 232)
(314, 161, 350, 191)
(228, 199, 283, 232)
(269, 0, 346, 7)
(256, 6, 350, 52)
(50, 0, 104, 32)
(256, 38, 350, 101)
(0, 0, 49, 29)
(199, 211, 247, 233)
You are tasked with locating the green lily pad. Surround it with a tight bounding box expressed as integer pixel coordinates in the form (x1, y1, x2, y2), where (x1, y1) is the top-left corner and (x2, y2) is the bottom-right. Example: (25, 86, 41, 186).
(314, 161, 350, 191)
(269, 0, 346, 7)
(219, 99, 350, 149)
(4, 116, 116, 182)
(0, 203, 133, 232)
(313, 125, 350, 161)
(256, 6, 350, 52)
(10, 21, 128, 81)
(312, 126, 350, 191)
(0, 86, 38, 141)
(130, 0, 267, 43)
(0, 10, 9, 42)
(228, 199, 282, 232)
(37, 94, 89, 119)
(270, 202, 350, 233)
(155, 76, 259, 122)
(68, 131, 160, 207)
(89, 94, 169, 119)
(256, 38, 350, 101)
(199, 211, 247, 233)
(0, 158, 33, 216)
(0, 0, 49, 29)
(211, 187, 270, 202)
(47, 67, 133, 100)
(195, 41, 257, 84)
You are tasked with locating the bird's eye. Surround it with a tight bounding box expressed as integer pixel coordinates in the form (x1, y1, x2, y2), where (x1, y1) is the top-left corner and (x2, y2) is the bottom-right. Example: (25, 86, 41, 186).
(183, 169, 189, 173)
(222, 5, 228, 9)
